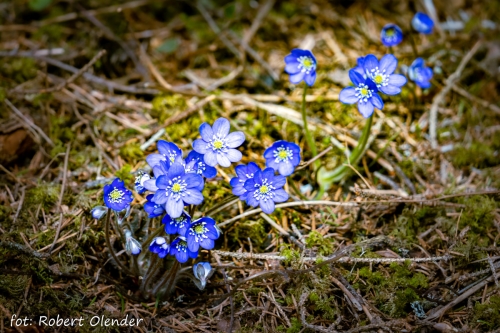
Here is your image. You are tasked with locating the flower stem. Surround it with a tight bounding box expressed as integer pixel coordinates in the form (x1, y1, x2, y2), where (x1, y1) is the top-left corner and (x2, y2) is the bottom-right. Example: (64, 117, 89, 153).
(152, 260, 181, 298)
(104, 211, 134, 276)
(317, 115, 374, 193)
(301, 85, 318, 167)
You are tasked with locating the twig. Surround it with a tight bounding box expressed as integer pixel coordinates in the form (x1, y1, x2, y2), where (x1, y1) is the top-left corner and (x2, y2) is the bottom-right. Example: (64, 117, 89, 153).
(206, 66, 244, 91)
(163, 95, 216, 127)
(213, 252, 235, 333)
(0, 241, 49, 259)
(260, 213, 290, 236)
(49, 143, 70, 254)
(242, 0, 275, 46)
(429, 41, 481, 148)
(13, 187, 25, 224)
(296, 146, 333, 171)
(488, 256, 499, 287)
(452, 84, 500, 114)
(5, 98, 54, 147)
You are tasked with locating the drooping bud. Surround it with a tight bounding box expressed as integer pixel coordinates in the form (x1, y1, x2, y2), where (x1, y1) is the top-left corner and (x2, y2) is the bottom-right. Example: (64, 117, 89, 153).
(90, 206, 108, 220)
(125, 230, 142, 255)
(193, 262, 214, 290)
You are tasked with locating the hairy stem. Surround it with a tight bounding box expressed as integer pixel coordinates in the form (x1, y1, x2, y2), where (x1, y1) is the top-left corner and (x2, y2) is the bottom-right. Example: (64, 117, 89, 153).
(104, 211, 134, 276)
(301, 85, 319, 167)
(152, 260, 181, 298)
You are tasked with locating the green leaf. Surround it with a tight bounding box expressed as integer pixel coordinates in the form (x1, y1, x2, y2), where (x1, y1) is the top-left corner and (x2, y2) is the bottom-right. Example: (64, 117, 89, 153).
(156, 38, 180, 54)
(29, 0, 52, 11)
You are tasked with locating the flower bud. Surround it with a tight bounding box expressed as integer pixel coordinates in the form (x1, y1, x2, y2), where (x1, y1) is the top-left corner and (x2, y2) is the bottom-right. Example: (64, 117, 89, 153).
(193, 262, 214, 290)
(90, 206, 108, 220)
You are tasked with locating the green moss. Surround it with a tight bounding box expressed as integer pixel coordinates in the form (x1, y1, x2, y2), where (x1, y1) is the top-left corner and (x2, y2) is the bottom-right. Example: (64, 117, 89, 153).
(25, 183, 61, 210)
(392, 206, 445, 242)
(457, 195, 497, 234)
(115, 164, 134, 184)
(232, 220, 267, 248)
(473, 296, 500, 330)
(279, 244, 301, 266)
(119, 143, 144, 162)
(451, 142, 499, 168)
(0, 58, 37, 83)
(151, 94, 187, 123)
(305, 230, 334, 256)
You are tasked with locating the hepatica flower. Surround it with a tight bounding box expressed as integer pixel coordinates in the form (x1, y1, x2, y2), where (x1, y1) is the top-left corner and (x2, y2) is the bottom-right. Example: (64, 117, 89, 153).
(186, 217, 219, 252)
(284, 49, 317, 86)
(193, 262, 214, 290)
(153, 163, 204, 218)
(363, 54, 407, 95)
(144, 194, 165, 218)
(134, 171, 150, 194)
(244, 168, 288, 214)
(408, 58, 433, 88)
(193, 117, 245, 168)
(149, 237, 169, 258)
(185, 151, 217, 179)
(103, 178, 133, 212)
(91, 206, 108, 220)
(163, 211, 191, 236)
(264, 141, 301, 176)
(412, 12, 434, 34)
(339, 70, 383, 118)
(125, 230, 141, 255)
(170, 236, 198, 263)
(230, 162, 260, 200)
(146, 140, 182, 168)
(380, 24, 403, 47)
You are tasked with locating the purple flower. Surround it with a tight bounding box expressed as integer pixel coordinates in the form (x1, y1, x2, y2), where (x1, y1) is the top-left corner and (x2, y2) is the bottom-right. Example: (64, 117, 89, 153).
(193, 118, 245, 168)
(380, 24, 403, 47)
(362, 54, 407, 95)
(146, 140, 182, 168)
(284, 49, 317, 86)
(185, 151, 217, 179)
(152, 162, 204, 218)
(142, 160, 171, 193)
(170, 236, 198, 263)
(144, 194, 165, 218)
(408, 58, 433, 89)
(339, 70, 383, 118)
(244, 168, 289, 214)
(412, 12, 434, 34)
(193, 262, 214, 290)
(149, 237, 169, 258)
(186, 217, 219, 253)
(134, 171, 150, 194)
(230, 162, 261, 201)
(353, 56, 367, 77)
(163, 211, 191, 236)
(264, 141, 301, 176)
(103, 178, 133, 212)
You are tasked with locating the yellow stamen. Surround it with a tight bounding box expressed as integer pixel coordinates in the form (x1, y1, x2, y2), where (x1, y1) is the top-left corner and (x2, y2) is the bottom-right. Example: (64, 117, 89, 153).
(172, 183, 181, 193)
(213, 140, 223, 149)
(278, 150, 288, 159)
(374, 75, 383, 84)
(259, 185, 269, 194)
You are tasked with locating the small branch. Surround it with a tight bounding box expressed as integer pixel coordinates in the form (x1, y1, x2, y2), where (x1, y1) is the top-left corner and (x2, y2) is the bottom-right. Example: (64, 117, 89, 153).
(296, 146, 333, 171)
(0, 241, 49, 259)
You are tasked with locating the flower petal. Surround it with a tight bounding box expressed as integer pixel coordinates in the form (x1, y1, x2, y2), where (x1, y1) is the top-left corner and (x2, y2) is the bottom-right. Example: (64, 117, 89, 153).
(212, 118, 230, 137)
(199, 238, 215, 250)
(216, 153, 231, 167)
(183, 173, 203, 188)
(289, 72, 305, 84)
(146, 154, 165, 168)
(272, 175, 287, 188)
(370, 94, 384, 110)
(349, 69, 365, 86)
(260, 199, 275, 214)
(183, 189, 204, 205)
(363, 54, 379, 72)
(143, 179, 158, 192)
(339, 87, 358, 104)
(204, 150, 217, 167)
(388, 74, 407, 87)
(379, 54, 397, 74)
(284, 61, 300, 74)
(166, 196, 183, 218)
(380, 85, 401, 95)
(225, 149, 242, 163)
(358, 102, 374, 118)
(274, 189, 289, 202)
(199, 123, 214, 141)
(225, 131, 245, 148)
(167, 163, 185, 178)
(193, 139, 208, 154)
(246, 194, 258, 207)
(305, 71, 316, 86)
(278, 162, 294, 176)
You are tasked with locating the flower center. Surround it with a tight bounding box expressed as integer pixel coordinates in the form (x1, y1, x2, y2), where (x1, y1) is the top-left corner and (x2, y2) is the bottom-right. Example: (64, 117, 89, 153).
(209, 135, 227, 152)
(274, 146, 293, 163)
(253, 179, 276, 202)
(297, 56, 316, 74)
(368, 67, 388, 88)
(385, 28, 395, 37)
(194, 224, 205, 234)
(108, 188, 124, 203)
(213, 140, 223, 149)
(172, 183, 181, 193)
(355, 83, 373, 103)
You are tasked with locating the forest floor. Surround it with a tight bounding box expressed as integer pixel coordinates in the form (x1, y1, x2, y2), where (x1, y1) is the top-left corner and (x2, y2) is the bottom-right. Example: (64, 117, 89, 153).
(1, 0, 500, 332)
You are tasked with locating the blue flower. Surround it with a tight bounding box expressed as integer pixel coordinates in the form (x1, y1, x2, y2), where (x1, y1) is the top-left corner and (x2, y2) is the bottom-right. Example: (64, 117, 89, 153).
(163, 211, 191, 236)
(362, 54, 407, 95)
(134, 171, 150, 194)
(144, 194, 165, 218)
(244, 168, 289, 214)
(170, 236, 198, 263)
(339, 70, 383, 118)
(193, 262, 214, 290)
(264, 141, 301, 176)
(149, 237, 169, 258)
(142, 160, 171, 193)
(193, 118, 245, 168)
(103, 178, 133, 212)
(146, 140, 182, 168)
(230, 162, 261, 200)
(152, 162, 204, 218)
(408, 58, 433, 89)
(353, 56, 367, 77)
(90, 206, 108, 220)
(284, 49, 317, 86)
(186, 217, 219, 253)
(185, 151, 217, 178)
(125, 230, 142, 255)
(412, 12, 434, 34)
(380, 24, 403, 47)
